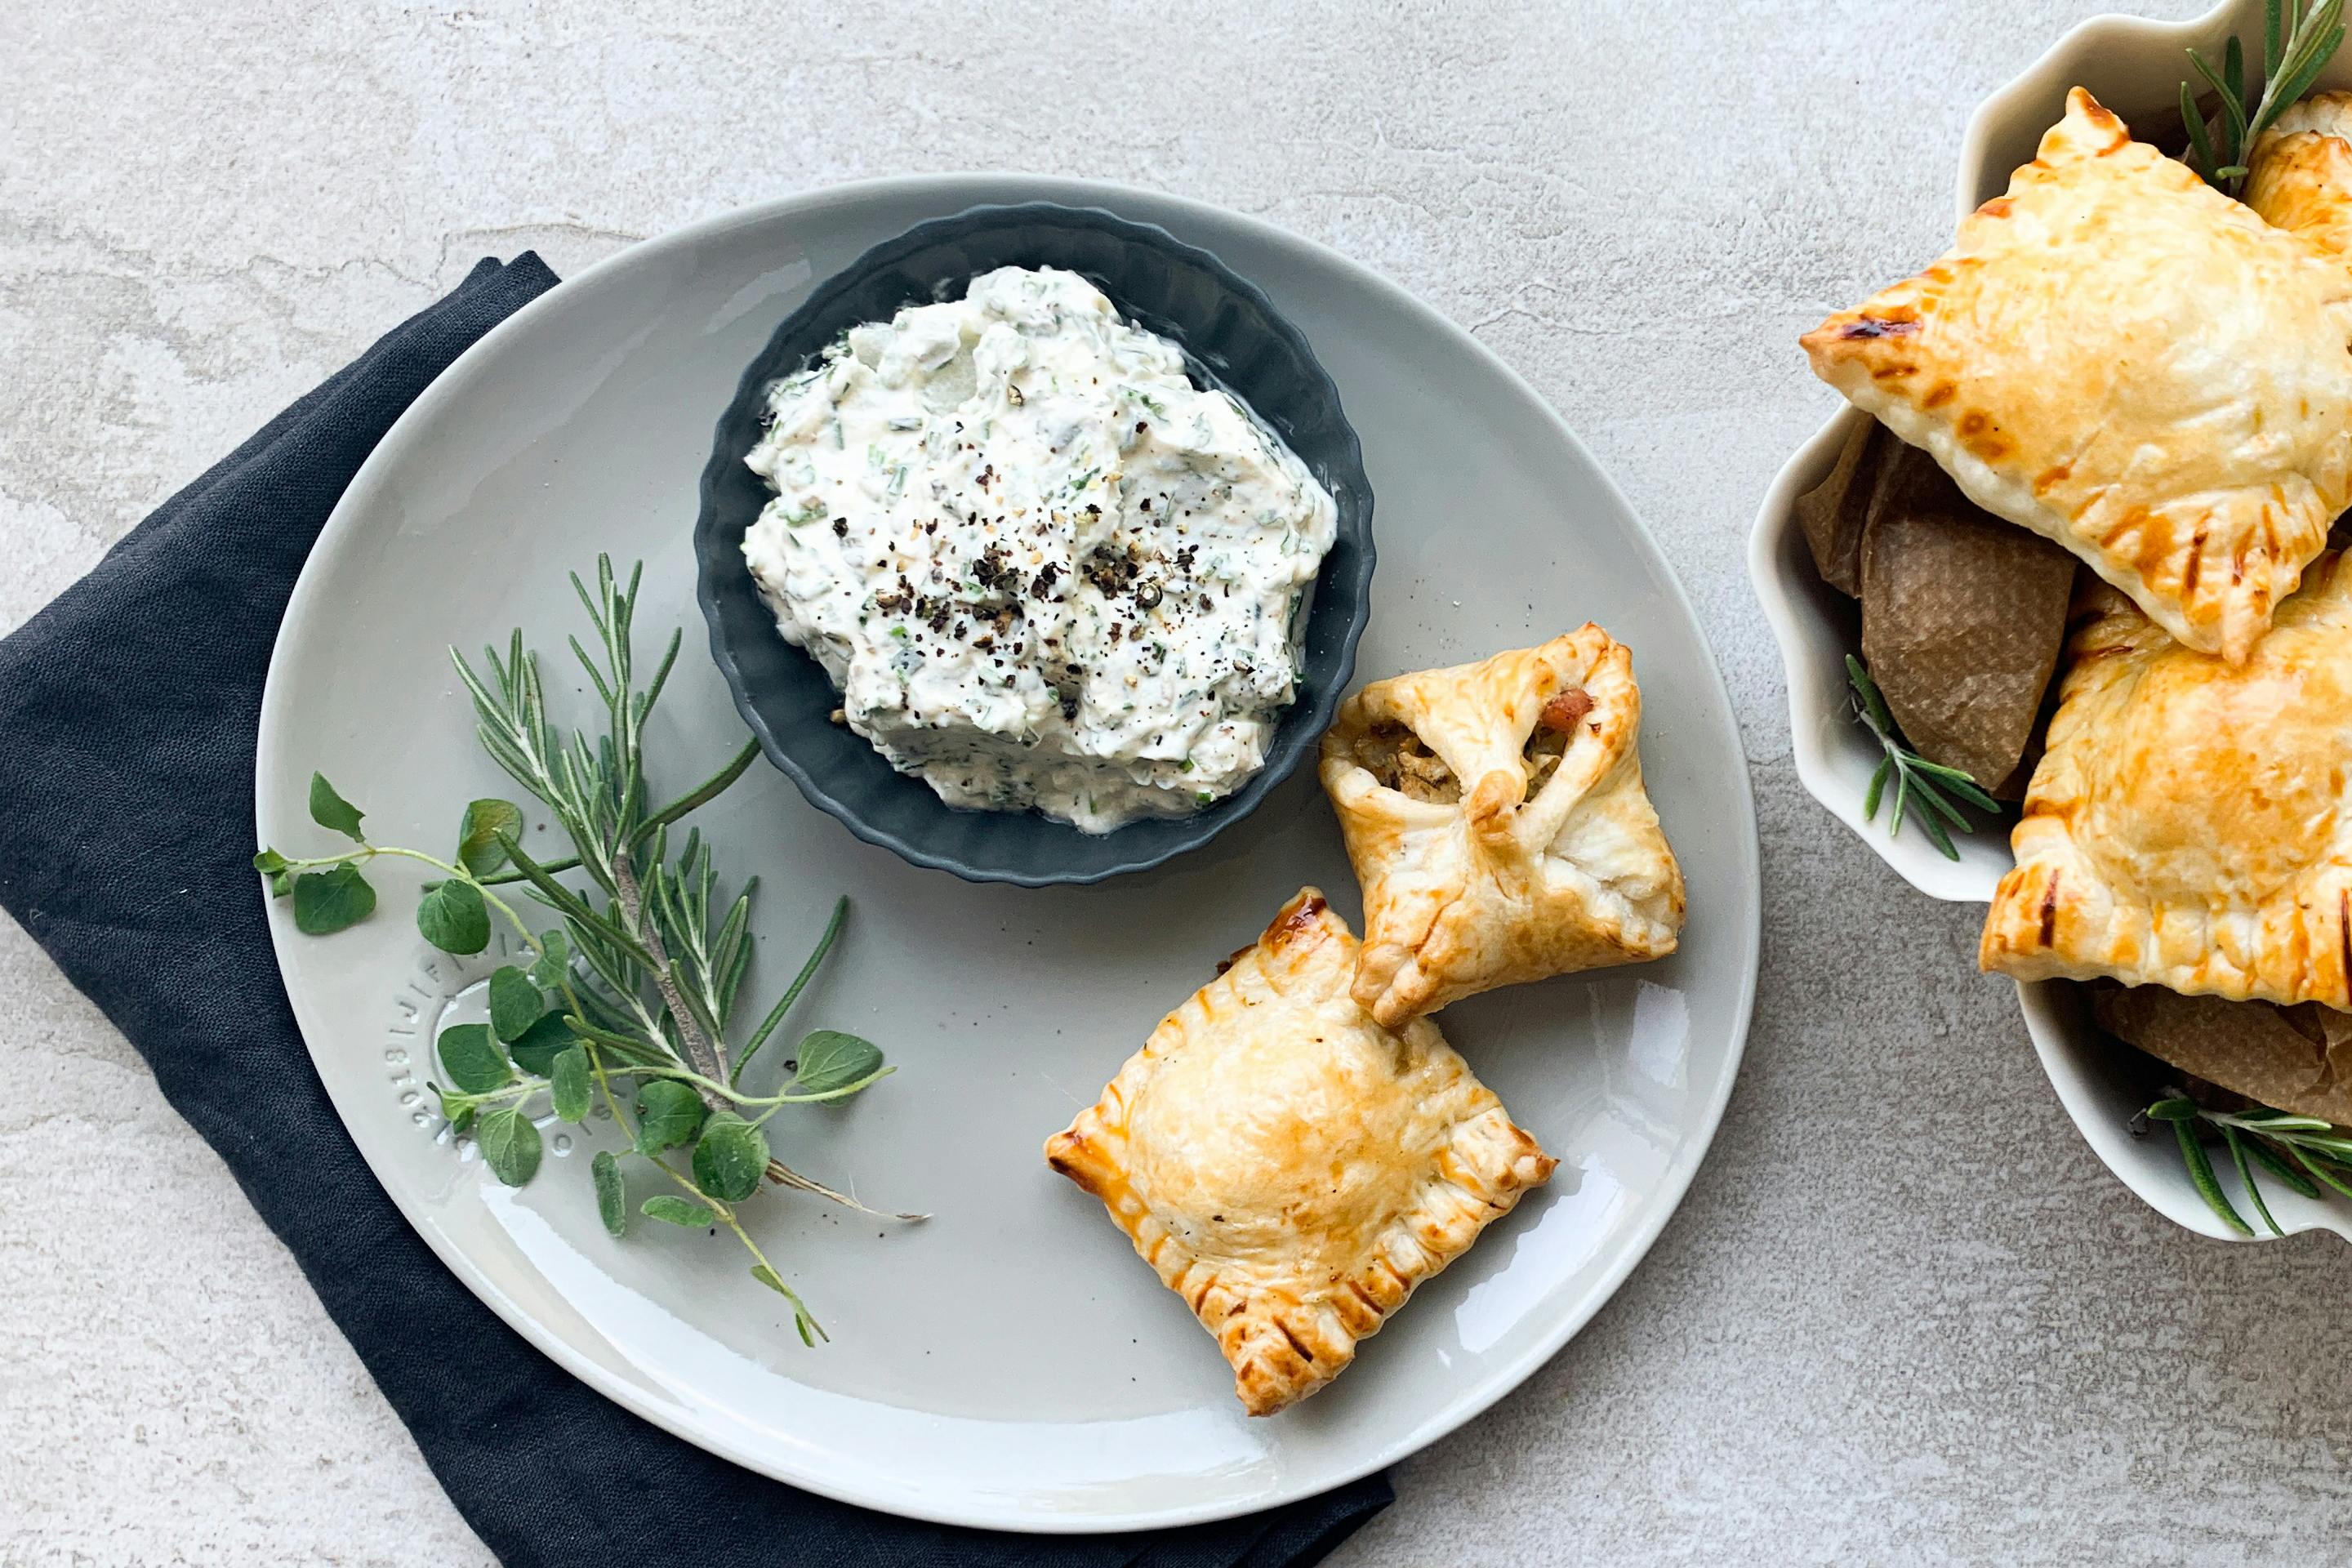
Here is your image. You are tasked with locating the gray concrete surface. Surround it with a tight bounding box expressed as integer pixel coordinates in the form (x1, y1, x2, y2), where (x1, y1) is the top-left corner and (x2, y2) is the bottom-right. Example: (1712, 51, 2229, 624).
(7, 1, 2346, 1563)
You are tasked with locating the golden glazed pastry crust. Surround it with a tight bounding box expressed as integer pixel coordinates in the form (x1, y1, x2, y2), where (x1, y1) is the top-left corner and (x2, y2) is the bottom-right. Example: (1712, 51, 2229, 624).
(1802, 87, 2352, 664)
(2247, 92, 2352, 265)
(1043, 890, 1555, 1416)
(1318, 627, 1685, 1029)
(1980, 553, 2352, 1006)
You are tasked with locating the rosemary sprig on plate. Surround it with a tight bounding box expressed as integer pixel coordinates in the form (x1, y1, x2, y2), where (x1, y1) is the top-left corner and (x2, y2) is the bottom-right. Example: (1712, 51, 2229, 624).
(256, 557, 915, 1342)
(2144, 1094, 2352, 1237)
(2181, 0, 2347, 194)
(1844, 655, 1997, 861)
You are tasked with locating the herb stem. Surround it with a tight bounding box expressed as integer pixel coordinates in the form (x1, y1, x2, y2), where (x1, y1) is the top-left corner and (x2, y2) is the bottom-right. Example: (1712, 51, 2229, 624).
(722, 1210, 824, 1345)
(544, 1056, 898, 1112)
(277, 843, 542, 951)
(764, 1157, 928, 1221)
(738, 1064, 897, 1110)
(476, 853, 581, 886)
(610, 852, 732, 1098)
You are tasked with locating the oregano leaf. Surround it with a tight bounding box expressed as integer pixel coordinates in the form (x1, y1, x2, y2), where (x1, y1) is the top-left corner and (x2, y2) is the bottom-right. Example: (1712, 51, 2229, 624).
(549, 1046, 590, 1124)
(487, 965, 545, 1042)
(692, 1114, 769, 1203)
(474, 1107, 542, 1187)
(794, 1030, 884, 1094)
(642, 1195, 715, 1228)
(252, 848, 289, 875)
(437, 1022, 511, 1094)
(592, 1150, 626, 1236)
(457, 798, 524, 876)
(308, 773, 367, 841)
(292, 865, 376, 934)
(506, 1013, 575, 1078)
(634, 1080, 705, 1153)
(417, 877, 490, 955)
(528, 928, 570, 989)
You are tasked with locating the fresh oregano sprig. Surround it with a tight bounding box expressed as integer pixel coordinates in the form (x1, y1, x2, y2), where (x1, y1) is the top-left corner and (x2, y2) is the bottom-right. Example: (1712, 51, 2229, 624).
(2181, 0, 2347, 194)
(1845, 655, 1997, 862)
(2144, 1093, 2352, 1237)
(255, 556, 916, 1343)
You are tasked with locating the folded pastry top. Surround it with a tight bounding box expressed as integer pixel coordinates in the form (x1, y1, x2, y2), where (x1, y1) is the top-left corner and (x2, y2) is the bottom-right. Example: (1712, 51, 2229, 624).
(1981, 553, 2352, 1007)
(1803, 87, 2352, 664)
(1043, 890, 1554, 1415)
(1318, 627, 1685, 1028)
(2247, 91, 2352, 265)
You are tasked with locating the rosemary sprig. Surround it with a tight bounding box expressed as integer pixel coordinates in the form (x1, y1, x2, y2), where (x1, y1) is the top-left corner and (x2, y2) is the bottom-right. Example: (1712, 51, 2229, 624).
(2143, 1094, 2352, 1236)
(2181, 0, 2347, 194)
(1844, 655, 1997, 861)
(256, 556, 918, 1343)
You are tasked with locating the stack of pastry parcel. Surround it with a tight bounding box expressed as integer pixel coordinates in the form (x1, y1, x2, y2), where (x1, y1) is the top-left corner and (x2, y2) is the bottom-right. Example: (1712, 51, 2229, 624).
(1802, 86, 2352, 1125)
(1045, 630, 1687, 1413)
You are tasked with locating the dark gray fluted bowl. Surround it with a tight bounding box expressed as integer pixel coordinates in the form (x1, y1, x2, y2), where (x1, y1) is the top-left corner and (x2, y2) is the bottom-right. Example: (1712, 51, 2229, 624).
(693, 202, 1376, 886)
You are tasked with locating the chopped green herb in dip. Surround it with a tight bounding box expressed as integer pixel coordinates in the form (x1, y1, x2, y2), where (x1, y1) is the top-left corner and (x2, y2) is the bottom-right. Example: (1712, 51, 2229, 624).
(743, 265, 1338, 833)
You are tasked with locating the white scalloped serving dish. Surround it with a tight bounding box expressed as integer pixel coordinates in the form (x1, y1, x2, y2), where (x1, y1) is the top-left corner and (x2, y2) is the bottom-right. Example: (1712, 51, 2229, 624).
(1751, 0, 2352, 1241)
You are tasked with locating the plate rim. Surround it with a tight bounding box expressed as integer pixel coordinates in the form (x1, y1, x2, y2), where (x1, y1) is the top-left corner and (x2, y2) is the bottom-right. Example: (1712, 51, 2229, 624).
(255, 171, 1763, 1532)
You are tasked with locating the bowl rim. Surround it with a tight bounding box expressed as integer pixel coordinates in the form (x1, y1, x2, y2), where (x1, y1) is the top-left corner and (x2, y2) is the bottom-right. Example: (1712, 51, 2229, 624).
(693, 197, 1375, 887)
(1751, 0, 2352, 1243)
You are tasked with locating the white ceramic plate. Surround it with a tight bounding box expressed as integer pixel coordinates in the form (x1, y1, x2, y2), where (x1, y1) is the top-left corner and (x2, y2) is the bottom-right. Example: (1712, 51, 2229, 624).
(1750, 2, 2352, 1242)
(256, 174, 1762, 1530)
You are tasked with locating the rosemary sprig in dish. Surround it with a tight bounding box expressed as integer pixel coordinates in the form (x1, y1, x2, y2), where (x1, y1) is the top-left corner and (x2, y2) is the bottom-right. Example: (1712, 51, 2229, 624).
(2145, 1094, 2352, 1236)
(1845, 655, 1997, 861)
(2181, 0, 2347, 194)
(256, 557, 915, 1342)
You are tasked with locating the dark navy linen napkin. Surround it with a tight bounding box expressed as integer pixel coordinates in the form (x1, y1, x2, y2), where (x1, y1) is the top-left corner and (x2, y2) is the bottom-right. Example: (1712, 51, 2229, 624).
(0, 256, 1389, 1567)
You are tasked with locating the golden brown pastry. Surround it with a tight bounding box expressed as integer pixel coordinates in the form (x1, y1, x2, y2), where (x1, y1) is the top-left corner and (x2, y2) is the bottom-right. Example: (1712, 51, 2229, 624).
(1802, 87, 2352, 664)
(1044, 890, 1554, 1415)
(2247, 92, 2352, 265)
(1980, 552, 2352, 1006)
(1318, 628, 1684, 1029)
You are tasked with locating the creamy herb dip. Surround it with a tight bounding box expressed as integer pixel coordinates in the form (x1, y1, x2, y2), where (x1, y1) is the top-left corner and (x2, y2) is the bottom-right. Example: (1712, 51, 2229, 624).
(743, 265, 1338, 834)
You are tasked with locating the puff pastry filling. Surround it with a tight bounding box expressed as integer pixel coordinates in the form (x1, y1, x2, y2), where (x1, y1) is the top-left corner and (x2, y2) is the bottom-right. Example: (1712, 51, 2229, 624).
(1356, 691, 1587, 808)
(1043, 889, 1556, 1415)
(2248, 91, 2352, 265)
(1803, 87, 2352, 663)
(1980, 553, 2352, 1007)
(1319, 627, 1685, 1028)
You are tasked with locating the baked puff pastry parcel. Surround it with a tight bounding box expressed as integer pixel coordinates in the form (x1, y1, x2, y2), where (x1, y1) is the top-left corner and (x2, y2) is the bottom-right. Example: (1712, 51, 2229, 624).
(1045, 890, 1555, 1415)
(1803, 87, 2352, 664)
(1318, 628, 1686, 1029)
(1980, 552, 2352, 1007)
